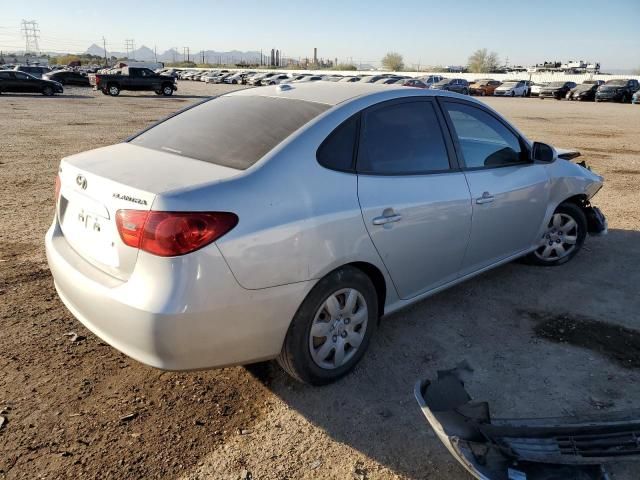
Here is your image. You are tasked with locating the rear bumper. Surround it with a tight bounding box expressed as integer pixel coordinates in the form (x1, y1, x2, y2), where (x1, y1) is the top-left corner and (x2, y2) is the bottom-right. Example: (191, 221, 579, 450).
(45, 218, 312, 370)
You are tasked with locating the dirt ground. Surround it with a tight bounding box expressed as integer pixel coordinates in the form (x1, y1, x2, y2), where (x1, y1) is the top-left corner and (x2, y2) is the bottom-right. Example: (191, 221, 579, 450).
(1, 81, 640, 480)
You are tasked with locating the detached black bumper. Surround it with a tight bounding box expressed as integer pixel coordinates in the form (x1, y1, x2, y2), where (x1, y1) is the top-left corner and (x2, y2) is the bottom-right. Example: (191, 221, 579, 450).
(415, 369, 640, 480)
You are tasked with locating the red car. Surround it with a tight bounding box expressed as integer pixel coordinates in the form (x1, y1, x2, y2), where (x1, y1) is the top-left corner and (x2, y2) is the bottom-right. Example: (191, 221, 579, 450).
(400, 78, 427, 88)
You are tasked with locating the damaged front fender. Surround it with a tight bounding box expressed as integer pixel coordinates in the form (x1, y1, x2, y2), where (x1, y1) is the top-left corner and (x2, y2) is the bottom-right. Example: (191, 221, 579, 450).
(415, 369, 640, 480)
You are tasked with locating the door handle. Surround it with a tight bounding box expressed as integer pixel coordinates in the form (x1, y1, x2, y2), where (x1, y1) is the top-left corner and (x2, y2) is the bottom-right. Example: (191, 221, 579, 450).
(372, 213, 403, 225)
(476, 192, 495, 204)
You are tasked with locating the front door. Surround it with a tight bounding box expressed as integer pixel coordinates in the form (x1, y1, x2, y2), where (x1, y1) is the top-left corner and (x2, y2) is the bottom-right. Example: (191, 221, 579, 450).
(356, 98, 472, 299)
(440, 100, 550, 275)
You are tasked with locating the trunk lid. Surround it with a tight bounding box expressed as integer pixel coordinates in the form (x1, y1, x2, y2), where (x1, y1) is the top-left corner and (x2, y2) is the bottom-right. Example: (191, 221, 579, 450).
(57, 143, 241, 280)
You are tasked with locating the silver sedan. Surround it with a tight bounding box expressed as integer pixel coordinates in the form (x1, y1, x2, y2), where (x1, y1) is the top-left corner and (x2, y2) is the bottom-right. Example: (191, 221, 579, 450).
(46, 83, 606, 385)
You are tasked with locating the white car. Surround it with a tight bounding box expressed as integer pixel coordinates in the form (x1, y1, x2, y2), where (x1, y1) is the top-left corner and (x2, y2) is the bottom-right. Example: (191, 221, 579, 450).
(529, 82, 548, 97)
(262, 74, 291, 85)
(494, 81, 528, 97)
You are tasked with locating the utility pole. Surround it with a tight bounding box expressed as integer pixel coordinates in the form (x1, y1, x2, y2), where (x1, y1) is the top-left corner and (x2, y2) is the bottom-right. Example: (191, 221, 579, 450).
(102, 37, 108, 65)
(154, 45, 157, 63)
(172, 47, 176, 64)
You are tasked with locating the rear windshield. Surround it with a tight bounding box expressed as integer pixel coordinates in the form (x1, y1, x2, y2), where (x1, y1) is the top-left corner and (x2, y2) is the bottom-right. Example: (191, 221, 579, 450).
(130, 95, 329, 170)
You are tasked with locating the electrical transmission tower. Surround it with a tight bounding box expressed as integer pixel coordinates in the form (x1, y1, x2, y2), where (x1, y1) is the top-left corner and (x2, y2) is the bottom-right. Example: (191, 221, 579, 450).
(125, 39, 135, 59)
(21, 20, 40, 54)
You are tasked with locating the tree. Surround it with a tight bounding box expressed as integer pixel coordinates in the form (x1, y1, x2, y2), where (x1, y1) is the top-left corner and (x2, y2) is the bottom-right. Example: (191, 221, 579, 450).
(467, 48, 500, 73)
(332, 63, 357, 71)
(381, 52, 404, 72)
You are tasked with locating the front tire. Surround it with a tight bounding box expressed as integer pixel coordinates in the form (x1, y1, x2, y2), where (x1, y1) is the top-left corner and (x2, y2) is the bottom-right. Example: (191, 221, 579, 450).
(42, 85, 54, 96)
(277, 266, 378, 385)
(525, 202, 587, 266)
(161, 84, 174, 96)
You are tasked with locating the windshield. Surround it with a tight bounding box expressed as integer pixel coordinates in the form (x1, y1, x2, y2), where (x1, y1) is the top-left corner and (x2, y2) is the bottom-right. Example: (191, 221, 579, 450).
(434, 79, 450, 86)
(130, 96, 329, 170)
(548, 82, 566, 88)
(605, 80, 626, 86)
(500, 82, 517, 87)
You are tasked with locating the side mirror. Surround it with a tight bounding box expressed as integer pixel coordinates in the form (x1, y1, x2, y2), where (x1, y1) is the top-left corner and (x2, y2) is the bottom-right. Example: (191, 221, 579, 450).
(532, 142, 555, 163)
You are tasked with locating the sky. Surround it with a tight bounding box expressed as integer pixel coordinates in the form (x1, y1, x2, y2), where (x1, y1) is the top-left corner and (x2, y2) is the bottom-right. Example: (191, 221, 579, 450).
(1, 0, 639, 70)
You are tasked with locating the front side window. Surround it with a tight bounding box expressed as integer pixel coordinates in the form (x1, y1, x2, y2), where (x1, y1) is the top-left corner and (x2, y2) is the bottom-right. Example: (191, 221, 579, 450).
(14, 72, 29, 80)
(444, 102, 525, 169)
(357, 101, 450, 175)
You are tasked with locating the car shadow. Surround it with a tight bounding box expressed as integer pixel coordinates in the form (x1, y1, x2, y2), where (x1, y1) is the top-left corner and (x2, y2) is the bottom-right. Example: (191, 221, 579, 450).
(0, 93, 94, 99)
(246, 228, 640, 479)
(107, 94, 213, 99)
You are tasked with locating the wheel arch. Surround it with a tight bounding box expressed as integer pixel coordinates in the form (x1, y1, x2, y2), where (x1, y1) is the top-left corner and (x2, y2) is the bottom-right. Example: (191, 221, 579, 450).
(344, 261, 387, 320)
(559, 193, 589, 209)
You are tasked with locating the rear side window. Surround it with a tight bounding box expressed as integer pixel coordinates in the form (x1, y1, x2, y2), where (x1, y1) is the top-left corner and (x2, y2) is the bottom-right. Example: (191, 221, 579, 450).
(357, 101, 450, 175)
(317, 115, 359, 171)
(130, 96, 329, 170)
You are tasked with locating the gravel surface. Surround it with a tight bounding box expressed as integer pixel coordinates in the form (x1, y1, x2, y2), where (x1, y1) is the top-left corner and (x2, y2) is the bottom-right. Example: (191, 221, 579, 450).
(1, 82, 639, 479)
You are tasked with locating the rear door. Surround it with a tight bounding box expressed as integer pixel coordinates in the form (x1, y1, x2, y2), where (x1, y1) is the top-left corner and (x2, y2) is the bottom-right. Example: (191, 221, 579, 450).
(357, 98, 472, 299)
(440, 99, 550, 275)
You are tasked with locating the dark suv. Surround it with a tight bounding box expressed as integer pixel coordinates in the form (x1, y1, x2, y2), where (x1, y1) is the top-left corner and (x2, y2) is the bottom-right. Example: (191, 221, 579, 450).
(14, 65, 52, 79)
(431, 78, 470, 95)
(539, 81, 577, 100)
(595, 79, 640, 103)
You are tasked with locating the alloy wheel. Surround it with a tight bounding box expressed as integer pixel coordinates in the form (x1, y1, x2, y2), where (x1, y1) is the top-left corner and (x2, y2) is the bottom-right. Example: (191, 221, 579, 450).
(534, 213, 579, 261)
(308, 288, 368, 370)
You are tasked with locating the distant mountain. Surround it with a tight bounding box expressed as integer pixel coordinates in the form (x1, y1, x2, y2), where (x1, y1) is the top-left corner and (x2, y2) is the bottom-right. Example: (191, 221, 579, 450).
(84, 44, 262, 64)
(85, 43, 105, 56)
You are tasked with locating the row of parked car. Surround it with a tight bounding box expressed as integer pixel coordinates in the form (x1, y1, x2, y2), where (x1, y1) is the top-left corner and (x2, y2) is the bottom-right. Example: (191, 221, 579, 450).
(173, 68, 640, 104)
(2, 63, 640, 104)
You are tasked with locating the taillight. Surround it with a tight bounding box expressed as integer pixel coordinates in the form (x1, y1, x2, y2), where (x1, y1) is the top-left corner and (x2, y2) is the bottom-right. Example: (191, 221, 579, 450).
(54, 174, 61, 204)
(95, 74, 101, 85)
(115, 210, 238, 257)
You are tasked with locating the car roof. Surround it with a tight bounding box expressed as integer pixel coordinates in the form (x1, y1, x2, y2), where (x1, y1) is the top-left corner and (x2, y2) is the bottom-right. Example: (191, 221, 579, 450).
(227, 81, 469, 106)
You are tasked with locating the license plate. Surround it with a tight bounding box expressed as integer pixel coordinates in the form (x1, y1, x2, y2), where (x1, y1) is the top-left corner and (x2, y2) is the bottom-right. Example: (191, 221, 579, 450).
(60, 196, 118, 267)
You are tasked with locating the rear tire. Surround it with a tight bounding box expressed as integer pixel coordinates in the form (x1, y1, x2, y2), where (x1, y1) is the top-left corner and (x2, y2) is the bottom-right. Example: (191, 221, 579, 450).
(620, 94, 629, 104)
(107, 84, 120, 96)
(277, 266, 378, 385)
(524, 202, 587, 266)
(42, 86, 54, 96)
